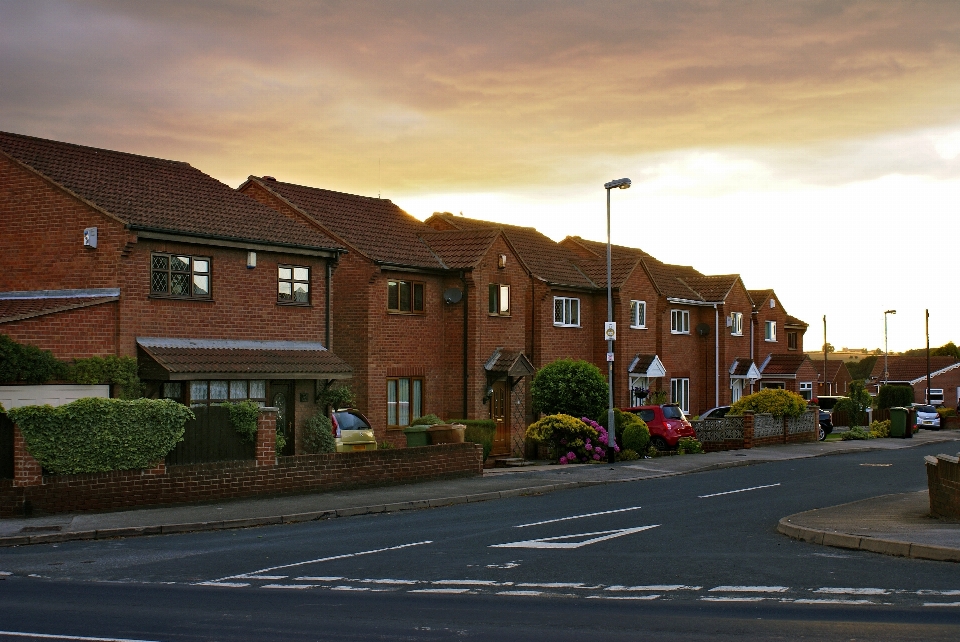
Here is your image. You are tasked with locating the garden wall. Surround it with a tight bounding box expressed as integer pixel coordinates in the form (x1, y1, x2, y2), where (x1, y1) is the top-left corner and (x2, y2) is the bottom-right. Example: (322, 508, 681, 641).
(692, 410, 818, 452)
(0, 408, 483, 517)
(926, 453, 960, 519)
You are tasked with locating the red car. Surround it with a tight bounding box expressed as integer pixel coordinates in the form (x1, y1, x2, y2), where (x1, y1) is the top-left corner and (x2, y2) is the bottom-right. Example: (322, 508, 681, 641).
(623, 404, 696, 450)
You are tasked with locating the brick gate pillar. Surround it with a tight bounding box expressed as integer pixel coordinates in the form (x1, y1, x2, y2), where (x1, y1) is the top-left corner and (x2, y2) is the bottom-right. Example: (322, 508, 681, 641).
(256, 407, 278, 467)
(742, 411, 754, 449)
(13, 425, 43, 487)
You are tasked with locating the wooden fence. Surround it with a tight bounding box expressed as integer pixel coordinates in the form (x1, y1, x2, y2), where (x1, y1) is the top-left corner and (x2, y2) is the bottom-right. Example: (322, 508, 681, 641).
(165, 405, 254, 466)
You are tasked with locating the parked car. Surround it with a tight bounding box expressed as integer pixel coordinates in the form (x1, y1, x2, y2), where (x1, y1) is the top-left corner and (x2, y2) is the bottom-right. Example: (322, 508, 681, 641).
(817, 410, 833, 441)
(699, 406, 731, 420)
(623, 403, 696, 450)
(912, 404, 941, 431)
(812, 396, 847, 412)
(331, 408, 378, 452)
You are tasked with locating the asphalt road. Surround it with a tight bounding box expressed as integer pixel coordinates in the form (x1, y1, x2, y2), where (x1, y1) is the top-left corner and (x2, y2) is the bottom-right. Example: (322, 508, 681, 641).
(2, 443, 959, 641)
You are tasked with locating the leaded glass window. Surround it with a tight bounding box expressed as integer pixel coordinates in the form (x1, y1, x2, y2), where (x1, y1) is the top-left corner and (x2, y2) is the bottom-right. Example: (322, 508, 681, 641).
(151, 253, 211, 299)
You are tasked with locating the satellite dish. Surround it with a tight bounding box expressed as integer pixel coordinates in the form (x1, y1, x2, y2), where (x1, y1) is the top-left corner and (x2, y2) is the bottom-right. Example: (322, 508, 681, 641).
(443, 287, 463, 304)
(696, 323, 710, 337)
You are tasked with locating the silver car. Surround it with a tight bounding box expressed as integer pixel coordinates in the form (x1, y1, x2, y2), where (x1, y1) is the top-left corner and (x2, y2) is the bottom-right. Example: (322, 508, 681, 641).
(912, 404, 941, 430)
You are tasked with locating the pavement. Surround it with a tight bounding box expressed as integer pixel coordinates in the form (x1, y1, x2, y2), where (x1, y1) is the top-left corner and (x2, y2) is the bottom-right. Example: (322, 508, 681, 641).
(3, 430, 960, 559)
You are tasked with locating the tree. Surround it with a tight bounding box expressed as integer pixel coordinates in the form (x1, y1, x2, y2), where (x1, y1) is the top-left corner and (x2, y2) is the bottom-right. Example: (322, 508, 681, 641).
(531, 358, 608, 419)
(932, 342, 960, 359)
(876, 384, 915, 410)
(846, 355, 877, 381)
(821, 343, 835, 353)
(834, 380, 872, 426)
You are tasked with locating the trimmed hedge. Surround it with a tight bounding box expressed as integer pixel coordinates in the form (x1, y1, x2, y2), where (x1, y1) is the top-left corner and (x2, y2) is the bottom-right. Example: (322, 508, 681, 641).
(531, 358, 608, 418)
(224, 400, 260, 442)
(447, 419, 496, 461)
(303, 413, 336, 454)
(7, 397, 192, 474)
(730, 389, 807, 418)
(876, 384, 915, 410)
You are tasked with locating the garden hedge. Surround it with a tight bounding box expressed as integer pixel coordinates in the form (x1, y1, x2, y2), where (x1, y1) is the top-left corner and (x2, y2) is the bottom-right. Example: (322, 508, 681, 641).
(729, 388, 807, 418)
(7, 397, 192, 474)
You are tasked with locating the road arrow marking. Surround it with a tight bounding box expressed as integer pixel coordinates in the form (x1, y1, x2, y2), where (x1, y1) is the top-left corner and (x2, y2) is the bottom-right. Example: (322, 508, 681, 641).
(515, 506, 642, 528)
(698, 483, 780, 499)
(491, 525, 659, 549)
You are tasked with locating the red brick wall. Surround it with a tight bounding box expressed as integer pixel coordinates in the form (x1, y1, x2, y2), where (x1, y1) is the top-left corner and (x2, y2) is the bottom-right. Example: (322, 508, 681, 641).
(0, 154, 125, 293)
(0, 443, 483, 517)
(717, 283, 754, 407)
(609, 267, 659, 408)
(0, 301, 118, 359)
(927, 454, 960, 519)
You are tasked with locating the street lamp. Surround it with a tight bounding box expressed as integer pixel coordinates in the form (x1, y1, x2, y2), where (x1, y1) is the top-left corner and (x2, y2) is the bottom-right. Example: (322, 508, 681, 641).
(604, 177, 631, 463)
(884, 309, 896, 385)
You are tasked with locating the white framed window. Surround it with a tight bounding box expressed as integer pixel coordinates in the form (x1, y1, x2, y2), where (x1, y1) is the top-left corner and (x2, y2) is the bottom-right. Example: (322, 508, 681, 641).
(927, 388, 944, 405)
(671, 309, 690, 334)
(488, 283, 510, 316)
(799, 381, 813, 401)
(671, 378, 690, 413)
(765, 320, 777, 342)
(730, 312, 743, 336)
(387, 377, 423, 427)
(630, 300, 646, 329)
(553, 297, 580, 327)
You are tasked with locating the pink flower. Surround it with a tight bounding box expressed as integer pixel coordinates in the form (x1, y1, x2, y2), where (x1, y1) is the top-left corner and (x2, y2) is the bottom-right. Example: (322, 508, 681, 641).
(594, 446, 603, 453)
(559, 456, 568, 464)
(567, 451, 577, 460)
(593, 453, 601, 460)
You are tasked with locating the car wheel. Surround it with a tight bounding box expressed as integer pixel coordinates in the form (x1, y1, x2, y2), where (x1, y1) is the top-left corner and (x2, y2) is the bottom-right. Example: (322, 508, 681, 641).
(651, 437, 669, 451)
(818, 426, 826, 441)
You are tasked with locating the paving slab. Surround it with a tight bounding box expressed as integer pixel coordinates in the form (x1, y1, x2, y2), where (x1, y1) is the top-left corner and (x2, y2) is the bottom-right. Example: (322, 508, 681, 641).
(2, 429, 958, 547)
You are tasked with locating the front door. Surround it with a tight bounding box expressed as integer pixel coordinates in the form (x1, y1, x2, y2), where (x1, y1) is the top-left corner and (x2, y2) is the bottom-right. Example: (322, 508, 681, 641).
(270, 381, 295, 456)
(491, 380, 510, 456)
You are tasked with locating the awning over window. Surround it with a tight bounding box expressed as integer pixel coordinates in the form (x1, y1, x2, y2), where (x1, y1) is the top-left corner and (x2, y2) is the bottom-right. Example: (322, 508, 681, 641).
(628, 354, 666, 378)
(729, 358, 761, 380)
(137, 337, 353, 381)
(484, 348, 535, 378)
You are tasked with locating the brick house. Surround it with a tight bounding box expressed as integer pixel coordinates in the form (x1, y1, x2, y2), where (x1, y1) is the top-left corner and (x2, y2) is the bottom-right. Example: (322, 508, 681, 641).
(810, 359, 854, 396)
(0, 132, 353, 454)
(868, 356, 960, 407)
(756, 353, 820, 400)
(239, 180, 535, 452)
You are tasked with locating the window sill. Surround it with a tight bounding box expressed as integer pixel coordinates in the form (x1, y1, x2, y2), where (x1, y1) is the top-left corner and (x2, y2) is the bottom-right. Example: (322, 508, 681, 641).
(553, 324, 581, 328)
(731, 332, 743, 337)
(277, 301, 311, 307)
(765, 339, 777, 343)
(630, 325, 647, 330)
(387, 311, 426, 316)
(671, 330, 690, 335)
(489, 313, 512, 318)
(149, 294, 214, 302)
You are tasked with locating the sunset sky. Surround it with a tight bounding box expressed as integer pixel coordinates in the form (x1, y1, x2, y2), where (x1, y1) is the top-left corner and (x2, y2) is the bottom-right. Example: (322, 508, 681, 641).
(3, 1, 959, 352)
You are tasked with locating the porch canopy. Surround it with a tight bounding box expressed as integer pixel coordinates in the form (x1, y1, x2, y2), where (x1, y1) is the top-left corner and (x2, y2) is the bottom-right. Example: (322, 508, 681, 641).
(628, 354, 666, 378)
(729, 358, 761, 381)
(484, 348, 535, 378)
(137, 337, 353, 381)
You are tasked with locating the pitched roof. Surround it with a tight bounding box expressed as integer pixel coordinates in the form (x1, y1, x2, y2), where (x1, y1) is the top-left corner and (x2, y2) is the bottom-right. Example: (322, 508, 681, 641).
(760, 353, 810, 376)
(427, 213, 594, 288)
(137, 337, 353, 380)
(484, 348, 535, 377)
(0, 288, 120, 325)
(748, 289, 774, 307)
(246, 178, 442, 269)
(810, 359, 850, 382)
(868, 356, 960, 383)
(682, 274, 739, 302)
(571, 257, 640, 289)
(0, 132, 341, 252)
(419, 229, 501, 269)
(730, 358, 761, 378)
(785, 314, 808, 328)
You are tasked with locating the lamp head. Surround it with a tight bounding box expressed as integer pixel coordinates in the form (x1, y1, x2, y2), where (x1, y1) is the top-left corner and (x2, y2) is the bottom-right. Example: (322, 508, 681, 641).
(885, 309, 896, 315)
(604, 178, 632, 190)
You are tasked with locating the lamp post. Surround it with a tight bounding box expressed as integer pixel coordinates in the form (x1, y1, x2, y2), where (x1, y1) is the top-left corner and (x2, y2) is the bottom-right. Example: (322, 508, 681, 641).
(604, 177, 631, 463)
(884, 309, 896, 385)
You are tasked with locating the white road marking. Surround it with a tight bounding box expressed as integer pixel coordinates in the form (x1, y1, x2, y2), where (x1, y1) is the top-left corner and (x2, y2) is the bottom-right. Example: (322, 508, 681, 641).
(924, 602, 960, 607)
(294, 576, 343, 582)
(492, 525, 659, 549)
(698, 483, 781, 499)
(815, 587, 889, 595)
(589, 594, 661, 600)
(195, 581, 250, 588)
(917, 590, 960, 595)
(0, 633, 163, 642)
(262, 584, 318, 590)
(233, 574, 287, 580)
(497, 590, 543, 596)
(433, 579, 504, 586)
(330, 586, 377, 592)
(360, 578, 418, 585)
(709, 586, 789, 593)
(515, 506, 642, 528)
(860, 463, 892, 467)
(0, 571, 12, 576)
(410, 588, 471, 594)
(701, 597, 769, 602)
(792, 599, 881, 605)
(212, 540, 432, 583)
(605, 585, 701, 592)
(486, 561, 519, 569)
(515, 582, 597, 589)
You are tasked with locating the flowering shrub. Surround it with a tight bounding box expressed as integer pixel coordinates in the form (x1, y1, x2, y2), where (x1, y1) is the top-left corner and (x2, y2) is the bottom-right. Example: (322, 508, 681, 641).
(676, 437, 704, 454)
(579, 416, 619, 463)
(525, 414, 617, 464)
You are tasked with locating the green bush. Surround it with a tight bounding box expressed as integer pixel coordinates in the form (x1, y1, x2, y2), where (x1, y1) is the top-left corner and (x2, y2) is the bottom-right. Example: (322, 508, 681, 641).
(646, 389, 668, 405)
(525, 414, 598, 462)
(834, 381, 872, 427)
(223, 400, 260, 442)
(303, 413, 336, 454)
(676, 437, 704, 454)
(448, 419, 496, 461)
(841, 426, 874, 441)
(316, 383, 354, 411)
(275, 430, 287, 456)
(618, 448, 640, 461)
(0, 334, 66, 384)
(621, 415, 651, 454)
(730, 389, 807, 418)
(876, 384, 914, 410)
(67, 355, 143, 398)
(869, 420, 891, 438)
(411, 414, 443, 426)
(7, 397, 192, 474)
(531, 359, 608, 418)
